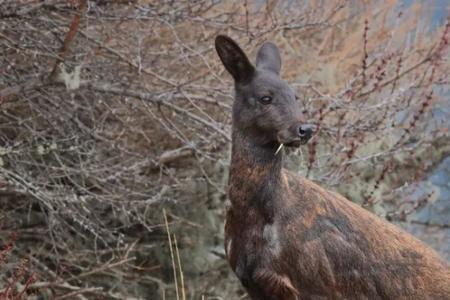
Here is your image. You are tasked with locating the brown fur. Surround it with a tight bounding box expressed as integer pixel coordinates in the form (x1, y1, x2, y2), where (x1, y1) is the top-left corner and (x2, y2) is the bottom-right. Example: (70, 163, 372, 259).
(216, 35, 450, 300)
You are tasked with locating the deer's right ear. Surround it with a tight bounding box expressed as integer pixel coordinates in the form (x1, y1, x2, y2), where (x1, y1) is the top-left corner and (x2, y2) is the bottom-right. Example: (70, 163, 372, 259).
(215, 35, 255, 84)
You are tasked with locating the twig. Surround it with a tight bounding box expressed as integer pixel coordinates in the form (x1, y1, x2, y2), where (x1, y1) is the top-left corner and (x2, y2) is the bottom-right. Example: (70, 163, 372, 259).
(174, 234, 186, 300)
(163, 209, 179, 300)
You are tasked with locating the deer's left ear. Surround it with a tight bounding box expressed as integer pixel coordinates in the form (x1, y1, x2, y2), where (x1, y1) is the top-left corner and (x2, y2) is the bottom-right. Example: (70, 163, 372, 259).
(215, 35, 255, 84)
(256, 42, 281, 75)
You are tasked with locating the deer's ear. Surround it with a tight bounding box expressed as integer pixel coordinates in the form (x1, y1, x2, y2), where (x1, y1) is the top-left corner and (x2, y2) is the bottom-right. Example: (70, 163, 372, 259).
(256, 42, 281, 75)
(215, 35, 255, 84)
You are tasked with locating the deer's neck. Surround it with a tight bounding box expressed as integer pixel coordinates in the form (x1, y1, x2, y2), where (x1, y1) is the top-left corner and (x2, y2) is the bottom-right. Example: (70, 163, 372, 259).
(228, 130, 283, 220)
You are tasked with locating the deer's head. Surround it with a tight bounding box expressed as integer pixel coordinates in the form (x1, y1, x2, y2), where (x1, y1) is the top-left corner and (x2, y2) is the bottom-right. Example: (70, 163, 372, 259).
(215, 35, 313, 150)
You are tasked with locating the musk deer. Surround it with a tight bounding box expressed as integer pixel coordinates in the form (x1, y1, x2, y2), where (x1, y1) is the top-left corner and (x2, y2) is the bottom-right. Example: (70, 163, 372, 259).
(215, 35, 450, 300)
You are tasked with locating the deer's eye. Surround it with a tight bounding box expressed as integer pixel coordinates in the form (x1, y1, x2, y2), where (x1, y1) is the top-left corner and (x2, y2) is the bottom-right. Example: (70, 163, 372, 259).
(259, 96, 272, 105)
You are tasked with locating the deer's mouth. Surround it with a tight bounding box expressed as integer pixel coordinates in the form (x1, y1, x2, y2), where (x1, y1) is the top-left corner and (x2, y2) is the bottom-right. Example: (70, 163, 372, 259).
(277, 136, 311, 148)
(277, 124, 314, 148)
(285, 140, 302, 147)
(274, 139, 304, 155)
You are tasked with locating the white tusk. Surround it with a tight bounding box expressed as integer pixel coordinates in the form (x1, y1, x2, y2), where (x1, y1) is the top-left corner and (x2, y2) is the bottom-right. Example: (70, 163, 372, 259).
(275, 143, 284, 155)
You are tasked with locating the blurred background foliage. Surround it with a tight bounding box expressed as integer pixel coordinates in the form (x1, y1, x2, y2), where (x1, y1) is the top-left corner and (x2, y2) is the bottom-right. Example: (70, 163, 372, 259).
(0, 0, 449, 299)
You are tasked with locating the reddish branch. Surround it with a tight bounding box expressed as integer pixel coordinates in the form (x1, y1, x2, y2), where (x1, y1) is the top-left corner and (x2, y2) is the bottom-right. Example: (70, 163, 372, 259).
(361, 19, 369, 87)
(49, 0, 87, 80)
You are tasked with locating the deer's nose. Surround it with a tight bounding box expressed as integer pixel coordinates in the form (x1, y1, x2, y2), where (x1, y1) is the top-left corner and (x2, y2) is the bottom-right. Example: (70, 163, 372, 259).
(298, 124, 315, 140)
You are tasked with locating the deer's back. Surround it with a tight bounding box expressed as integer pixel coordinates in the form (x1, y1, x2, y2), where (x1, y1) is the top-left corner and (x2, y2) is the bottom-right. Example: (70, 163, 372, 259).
(225, 170, 450, 300)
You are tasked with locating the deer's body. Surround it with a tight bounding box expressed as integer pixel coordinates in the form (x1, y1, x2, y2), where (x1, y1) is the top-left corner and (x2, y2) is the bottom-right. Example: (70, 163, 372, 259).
(227, 141, 450, 299)
(215, 35, 450, 300)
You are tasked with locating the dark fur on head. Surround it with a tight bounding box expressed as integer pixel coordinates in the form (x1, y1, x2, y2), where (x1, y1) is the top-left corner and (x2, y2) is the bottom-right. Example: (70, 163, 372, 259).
(215, 35, 312, 151)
